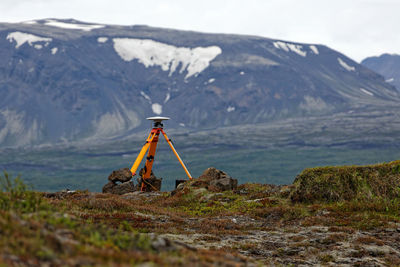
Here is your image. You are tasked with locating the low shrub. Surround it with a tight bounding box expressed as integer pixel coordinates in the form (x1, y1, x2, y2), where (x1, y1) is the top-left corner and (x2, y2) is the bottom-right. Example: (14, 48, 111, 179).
(290, 160, 400, 203)
(0, 171, 43, 213)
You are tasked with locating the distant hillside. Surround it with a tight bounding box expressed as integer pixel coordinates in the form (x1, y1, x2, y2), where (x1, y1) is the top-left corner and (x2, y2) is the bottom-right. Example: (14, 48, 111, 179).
(362, 53, 400, 90)
(0, 19, 399, 147)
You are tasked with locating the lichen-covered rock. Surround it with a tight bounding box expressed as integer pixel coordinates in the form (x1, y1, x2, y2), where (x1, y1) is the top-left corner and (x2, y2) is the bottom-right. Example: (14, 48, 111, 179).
(173, 167, 238, 194)
(138, 177, 162, 192)
(199, 167, 238, 191)
(198, 167, 231, 182)
(102, 181, 136, 195)
(139, 168, 157, 179)
(209, 177, 238, 191)
(136, 168, 162, 192)
(108, 168, 132, 183)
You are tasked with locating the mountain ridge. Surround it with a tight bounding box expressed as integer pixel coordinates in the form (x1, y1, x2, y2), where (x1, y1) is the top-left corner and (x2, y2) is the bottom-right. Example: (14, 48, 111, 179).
(362, 53, 400, 91)
(0, 18, 398, 147)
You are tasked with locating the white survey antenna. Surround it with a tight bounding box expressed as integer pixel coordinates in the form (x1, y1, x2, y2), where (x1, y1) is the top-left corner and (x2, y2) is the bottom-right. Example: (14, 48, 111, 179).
(146, 116, 170, 122)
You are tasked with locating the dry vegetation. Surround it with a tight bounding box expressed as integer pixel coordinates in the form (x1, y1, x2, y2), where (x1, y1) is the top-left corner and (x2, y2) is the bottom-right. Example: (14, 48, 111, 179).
(2, 160, 400, 266)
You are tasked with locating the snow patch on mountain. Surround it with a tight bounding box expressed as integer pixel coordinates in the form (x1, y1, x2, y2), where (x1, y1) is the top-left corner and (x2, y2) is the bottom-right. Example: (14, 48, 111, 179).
(164, 93, 170, 103)
(51, 47, 58, 55)
(287, 43, 307, 57)
(360, 88, 374, 96)
(338, 58, 355, 71)
(227, 106, 235, 112)
(140, 91, 152, 103)
(274, 41, 306, 57)
(7, 32, 52, 49)
(152, 103, 162, 115)
(21, 20, 37, 25)
(112, 38, 222, 79)
(386, 78, 394, 83)
(274, 41, 289, 52)
(44, 19, 104, 31)
(309, 45, 319, 55)
(97, 37, 108, 43)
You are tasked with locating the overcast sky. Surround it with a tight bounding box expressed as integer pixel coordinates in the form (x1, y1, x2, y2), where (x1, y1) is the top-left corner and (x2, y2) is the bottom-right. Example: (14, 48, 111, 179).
(1, 0, 399, 62)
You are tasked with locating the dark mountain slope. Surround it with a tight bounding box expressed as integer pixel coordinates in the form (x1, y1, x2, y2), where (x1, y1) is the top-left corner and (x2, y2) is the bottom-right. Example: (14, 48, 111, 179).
(362, 53, 400, 90)
(0, 19, 398, 147)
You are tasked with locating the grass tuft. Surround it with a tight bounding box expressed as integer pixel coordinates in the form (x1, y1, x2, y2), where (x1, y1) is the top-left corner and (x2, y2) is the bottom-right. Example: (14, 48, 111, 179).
(290, 160, 400, 203)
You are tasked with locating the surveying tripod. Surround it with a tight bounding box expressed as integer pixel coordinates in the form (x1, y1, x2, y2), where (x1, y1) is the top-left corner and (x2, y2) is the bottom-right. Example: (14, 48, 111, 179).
(130, 117, 192, 191)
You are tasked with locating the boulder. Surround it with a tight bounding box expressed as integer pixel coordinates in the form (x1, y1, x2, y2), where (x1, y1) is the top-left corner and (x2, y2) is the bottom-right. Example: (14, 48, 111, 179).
(102, 181, 136, 195)
(108, 168, 132, 183)
(198, 167, 238, 191)
(137, 168, 162, 192)
(209, 177, 238, 191)
(198, 167, 231, 182)
(139, 168, 157, 179)
(173, 167, 238, 193)
(137, 177, 162, 192)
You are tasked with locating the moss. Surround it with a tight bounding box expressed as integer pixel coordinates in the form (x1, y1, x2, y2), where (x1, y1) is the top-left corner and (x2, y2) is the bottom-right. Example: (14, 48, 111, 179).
(290, 160, 400, 203)
(0, 171, 45, 213)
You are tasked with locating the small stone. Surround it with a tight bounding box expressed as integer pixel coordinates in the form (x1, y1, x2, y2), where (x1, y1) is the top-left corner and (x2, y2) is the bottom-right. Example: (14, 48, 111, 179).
(102, 182, 115, 193)
(139, 177, 162, 192)
(102, 181, 136, 195)
(137, 168, 162, 192)
(209, 177, 238, 191)
(108, 168, 132, 183)
(151, 237, 172, 251)
(198, 167, 230, 181)
(176, 183, 185, 191)
(173, 167, 237, 193)
(193, 188, 208, 196)
(384, 228, 396, 233)
(121, 191, 143, 199)
(365, 245, 392, 256)
(152, 237, 167, 249)
(316, 209, 330, 216)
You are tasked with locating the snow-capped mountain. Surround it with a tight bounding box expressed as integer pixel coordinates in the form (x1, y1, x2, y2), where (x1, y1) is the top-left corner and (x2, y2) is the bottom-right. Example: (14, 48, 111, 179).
(0, 19, 398, 147)
(362, 53, 400, 91)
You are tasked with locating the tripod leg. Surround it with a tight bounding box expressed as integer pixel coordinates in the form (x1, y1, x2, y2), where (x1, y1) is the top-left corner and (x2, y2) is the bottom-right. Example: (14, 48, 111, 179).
(161, 129, 192, 179)
(143, 131, 160, 179)
(141, 130, 160, 191)
(130, 132, 156, 176)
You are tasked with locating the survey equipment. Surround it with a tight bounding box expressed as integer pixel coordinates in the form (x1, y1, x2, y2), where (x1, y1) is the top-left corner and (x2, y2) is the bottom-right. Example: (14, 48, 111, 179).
(130, 117, 192, 191)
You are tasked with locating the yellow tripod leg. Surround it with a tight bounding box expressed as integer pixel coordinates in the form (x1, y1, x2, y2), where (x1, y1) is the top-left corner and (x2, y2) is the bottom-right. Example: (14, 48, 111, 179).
(130, 132, 156, 176)
(143, 131, 160, 179)
(141, 130, 160, 191)
(161, 129, 192, 179)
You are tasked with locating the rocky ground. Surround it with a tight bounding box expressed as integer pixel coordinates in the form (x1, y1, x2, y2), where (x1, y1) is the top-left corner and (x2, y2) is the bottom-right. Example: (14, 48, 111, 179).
(1, 163, 400, 266)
